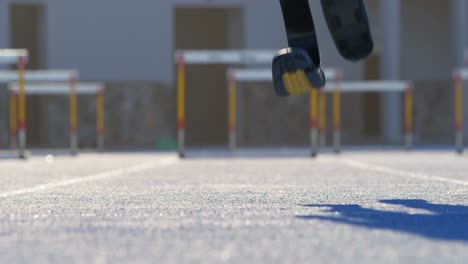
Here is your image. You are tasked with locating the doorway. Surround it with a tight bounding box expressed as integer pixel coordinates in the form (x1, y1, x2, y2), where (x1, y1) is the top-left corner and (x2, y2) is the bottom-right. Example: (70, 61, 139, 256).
(175, 7, 243, 147)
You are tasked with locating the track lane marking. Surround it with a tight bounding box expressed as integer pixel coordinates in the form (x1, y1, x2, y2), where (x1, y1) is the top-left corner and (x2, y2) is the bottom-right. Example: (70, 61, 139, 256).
(341, 159, 468, 186)
(0, 156, 178, 198)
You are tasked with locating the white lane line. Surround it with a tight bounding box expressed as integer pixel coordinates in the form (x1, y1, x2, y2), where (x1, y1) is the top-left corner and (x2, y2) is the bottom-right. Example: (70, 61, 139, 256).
(341, 159, 468, 186)
(0, 156, 178, 198)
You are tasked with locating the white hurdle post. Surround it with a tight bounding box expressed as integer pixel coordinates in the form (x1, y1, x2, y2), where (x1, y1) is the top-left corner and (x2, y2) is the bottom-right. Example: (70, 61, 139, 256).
(8, 82, 103, 155)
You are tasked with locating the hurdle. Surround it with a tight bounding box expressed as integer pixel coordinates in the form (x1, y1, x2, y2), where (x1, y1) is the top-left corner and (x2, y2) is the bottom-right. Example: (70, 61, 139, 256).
(226, 68, 341, 157)
(175, 49, 278, 158)
(0, 70, 79, 158)
(324, 81, 414, 151)
(453, 68, 468, 154)
(0, 49, 28, 157)
(8, 82, 105, 154)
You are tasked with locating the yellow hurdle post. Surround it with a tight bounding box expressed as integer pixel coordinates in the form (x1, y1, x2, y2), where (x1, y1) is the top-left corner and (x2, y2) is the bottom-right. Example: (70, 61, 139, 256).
(70, 74, 78, 155)
(310, 89, 318, 157)
(228, 72, 237, 151)
(318, 89, 326, 148)
(97, 85, 105, 151)
(17, 56, 27, 159)
(455, 72, 464, 154)
(333, 73, 342, 153)
(9, 90, 18, 149)
(404, 84, 414, 150)
(177, 54, 186, 158)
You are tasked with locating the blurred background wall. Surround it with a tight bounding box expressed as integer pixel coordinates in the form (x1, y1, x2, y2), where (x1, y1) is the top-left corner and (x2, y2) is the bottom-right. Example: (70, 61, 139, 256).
(0, 0, 466, 149)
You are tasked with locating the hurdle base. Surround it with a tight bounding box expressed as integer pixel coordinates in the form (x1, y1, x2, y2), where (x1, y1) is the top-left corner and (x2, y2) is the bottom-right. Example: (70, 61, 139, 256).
(18, 150, 30, 160)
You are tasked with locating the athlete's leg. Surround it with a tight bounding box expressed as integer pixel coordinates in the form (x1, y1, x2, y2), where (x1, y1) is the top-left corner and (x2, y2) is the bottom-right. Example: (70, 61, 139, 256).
(272, 0, 325, 97)
(280, 0, 321, 67)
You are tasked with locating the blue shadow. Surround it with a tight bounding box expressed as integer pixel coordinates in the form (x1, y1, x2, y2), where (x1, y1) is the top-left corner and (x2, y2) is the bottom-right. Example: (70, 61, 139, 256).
(297, 199, 468, 242)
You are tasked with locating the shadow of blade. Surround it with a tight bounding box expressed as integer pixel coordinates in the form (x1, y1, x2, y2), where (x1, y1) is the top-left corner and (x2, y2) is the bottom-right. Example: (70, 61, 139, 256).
(297, 200, 468, 242)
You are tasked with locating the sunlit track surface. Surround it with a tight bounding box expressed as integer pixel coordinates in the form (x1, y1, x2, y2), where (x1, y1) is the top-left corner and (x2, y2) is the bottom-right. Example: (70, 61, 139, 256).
(1, 150, 468, 263)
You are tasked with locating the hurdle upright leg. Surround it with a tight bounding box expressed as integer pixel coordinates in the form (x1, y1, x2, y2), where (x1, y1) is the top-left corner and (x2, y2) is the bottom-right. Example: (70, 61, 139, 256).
(318, 89, 326, 148)
(333, 74, 342, 154)
(97, 85, 105, 151)
(70, 74, 78, 156)
(9, 90, 18, 149)
(177, 54, 186, 158)
(310, 89, 318, 157)
(17, 56, 27, 159)
(404, 84, 414, 150)
(455, 73, 464, 154)
(228, 73, 237, 151)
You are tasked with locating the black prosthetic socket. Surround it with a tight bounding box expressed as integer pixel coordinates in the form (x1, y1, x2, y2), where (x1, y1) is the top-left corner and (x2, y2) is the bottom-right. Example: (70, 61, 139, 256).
(279, 0, 321, 68)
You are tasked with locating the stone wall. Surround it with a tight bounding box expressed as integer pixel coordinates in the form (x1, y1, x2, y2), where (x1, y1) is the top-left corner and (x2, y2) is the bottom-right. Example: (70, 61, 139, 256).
(0, 83, 176, 150)
(239, 80, 458, 147)
(413, 80, 454, 145)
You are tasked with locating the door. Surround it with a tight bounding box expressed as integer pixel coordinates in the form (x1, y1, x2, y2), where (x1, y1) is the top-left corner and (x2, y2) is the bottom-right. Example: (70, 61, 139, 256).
(175, 7, 243, 147)
(10, 4, 46, 147)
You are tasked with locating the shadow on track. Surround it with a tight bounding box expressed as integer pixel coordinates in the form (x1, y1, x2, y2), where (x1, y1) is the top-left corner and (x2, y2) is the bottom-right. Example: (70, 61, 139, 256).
(297, 199, 468, 242)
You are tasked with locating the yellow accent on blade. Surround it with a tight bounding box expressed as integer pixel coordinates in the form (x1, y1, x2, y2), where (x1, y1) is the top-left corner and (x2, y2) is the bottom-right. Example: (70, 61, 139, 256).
(296, 70, 315, 94)
(282, 72, 295, 95)
(292, 72, 303, 94)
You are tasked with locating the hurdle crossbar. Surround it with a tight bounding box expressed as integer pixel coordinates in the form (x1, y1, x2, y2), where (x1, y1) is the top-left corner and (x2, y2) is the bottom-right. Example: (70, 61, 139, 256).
(176, 50, 278, 65)
(8, 82, 105, 153)
(175, 50, 280, 158)
(0, 70, 78, 82)
(8, 83, 103, 95)
(227, 68, 342, 157)
(0, 49, 28, 64)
